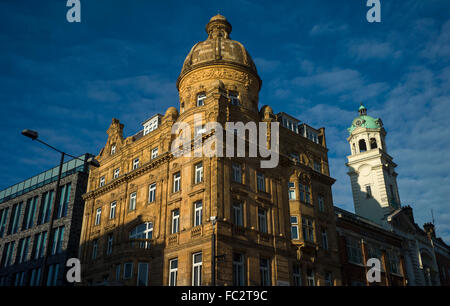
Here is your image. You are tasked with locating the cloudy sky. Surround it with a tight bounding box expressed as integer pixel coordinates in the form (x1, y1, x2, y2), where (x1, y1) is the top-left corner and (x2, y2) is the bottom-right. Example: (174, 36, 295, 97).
(1, 0, 449, 242)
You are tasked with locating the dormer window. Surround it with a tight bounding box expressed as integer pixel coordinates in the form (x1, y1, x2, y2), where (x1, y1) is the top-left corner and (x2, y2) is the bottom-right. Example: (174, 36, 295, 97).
(111, 145, 116, 155)
(197, 93, 206, 106)
(229, 92, 240, 105)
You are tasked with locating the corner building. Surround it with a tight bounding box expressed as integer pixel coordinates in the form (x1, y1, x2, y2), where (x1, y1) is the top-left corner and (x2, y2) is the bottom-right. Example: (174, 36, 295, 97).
(80, 15, 341, 286)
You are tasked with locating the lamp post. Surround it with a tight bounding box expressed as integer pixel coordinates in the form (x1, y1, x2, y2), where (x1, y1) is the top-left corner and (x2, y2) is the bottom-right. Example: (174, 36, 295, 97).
(210, 215, 217, 286)
(21, 129, 99, 286)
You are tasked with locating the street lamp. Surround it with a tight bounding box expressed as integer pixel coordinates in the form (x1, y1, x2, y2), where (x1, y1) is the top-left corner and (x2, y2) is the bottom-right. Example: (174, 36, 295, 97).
(22, 129, 99, 286)
(210, 215, 217, 286)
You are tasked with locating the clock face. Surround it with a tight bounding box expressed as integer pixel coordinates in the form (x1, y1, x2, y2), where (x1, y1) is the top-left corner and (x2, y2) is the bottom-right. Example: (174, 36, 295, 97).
(355, 119, 362, 126)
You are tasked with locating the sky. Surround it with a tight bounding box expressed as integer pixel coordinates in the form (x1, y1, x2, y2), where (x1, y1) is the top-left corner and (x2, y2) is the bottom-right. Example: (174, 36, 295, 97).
(0, 0, 449, 242)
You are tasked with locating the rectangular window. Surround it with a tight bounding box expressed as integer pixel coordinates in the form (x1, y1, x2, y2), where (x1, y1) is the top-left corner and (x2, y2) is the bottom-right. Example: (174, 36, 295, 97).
(8, 202, 23, 234)
(148, 183, 156, 203)
(299, 184, 311, 204)
(115, 264, 121, 281)
(110, 201, 116, 219)
(173, 172, 181, 193)
(124, 262, 133, 279)
(22, 196, 38, 230)
(258, 208, 267, 233)
(46, 263, 59, 286)
(16, 236, 30, 264)
(291, 216, 299, 240)
(365, 185, 372, 198)
(288, 182, 296, 200)
(129, 192, 137, 211)
(197, 93, 206, 106)
(192, 252, 203, 286)
(1, 241, 15, 267)
(293, 264, 302, 286)
(171, 209, 180, 234)
(346, 238, 363, 264)
(195, 162, 203, 184)
(233, 203, 243, 226)
(111, 145, 116, 155)
(113, 168, 120, 179)
(322, 229, 329, 250)
(257, 173, 266, 192)
(325, 272, 333, 286)
(259, 258, 270, 286)
(0, 207, 10, 237)
(318, 195, 325, 212)
(29, 268, 42, 286)
(33, 231, 47, 260)
(229, 92, 240, 105)
(232, 163, 242, 183)
(233, 253, 245, 286)
(151, 148, 158, 159)
(169, 258, 178, 286)
(92, 239, 98, 260)
(388, 251, 400, 274)
(107, 234, 113, 255)
(99, 176, 105, 187)
(137, 263, 148, 286)
(302, 217, 314, 242)
(51, 226, 65, 255)
(314, 161, 321, 172)
(56, 183, 71, 219)
(307, 269, 315, 286)
(194, 201, 203, 227)
(133, 158, 139, 170)
(95, 208, 102, 225)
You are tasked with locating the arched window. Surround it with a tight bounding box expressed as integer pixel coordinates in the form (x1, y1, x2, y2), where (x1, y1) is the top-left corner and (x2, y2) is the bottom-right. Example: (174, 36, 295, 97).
(370, 138, 377, 149)
(130, 222, 153, 248)
(359, 139, 367, 153)
(197, 93, 206, 106)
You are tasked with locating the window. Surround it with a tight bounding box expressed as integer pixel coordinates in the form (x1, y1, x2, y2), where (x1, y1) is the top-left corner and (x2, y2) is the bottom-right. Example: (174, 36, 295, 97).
(181, 102, 185, 113)
(173, 172, 181, 193)
(91, 239, 98, 260)
(151, 148, 158, 159)
(233, 253, 245, 286)
(365, 185, 372, 198)
(124, 262, 133, 279)
(293, 264, 302, 286)
(22, 197, 37, 230)
(259, 258, 270, 286)
(32, 231, 47, 260)
(56, 184, 71, 219)
(299, 183, 311, 204)
(95, 208, 102, 225)
(313, 161, 321, 172)
(8, 202, 23, 234)
(324, 272, 333, 286)
(115, 265, 121, 281)
(107, 234, 113, 255)
(29, 268, 42, 286)
(302, 217, 314, 242)
(195, 163, 203, 184)
(137, 263, 148, 286)
(148, 183, 156, 203)
(46, 264, 59, 286)
(288, 182, 296, 200)
(111, 144, 116, 155)
(387, 251, 400, 274)
(113, 168, 120, 179)
(258, 208, 267, 233)
(370, 138, 377, 149)
(346, 238, 363, 264)
(229, 92, 240, 105)
(38, 191, 53, 225)
(99, 176, 105, 187)
(192, 252, 203, 286)
(133, 158, 139, 170)
(233, 203, 243, 226)
(290, 216, 299, 240)
(318, 195, 325, 212)
(129, 192, 137, 211)
(130, 222, 153, 249)
(232, 163, 242, 183)
(1, 241, 15, 267)
(51, 226, 65, 255)
(197, 93, 206, 106)
(322, 228, 329, 250)
(16, 236, 30, 264)
(169, 258, 178, 286)
(257, 173, 266, 192)
(0, 208, 9, 237)
(171, 209, 180, 234)
(359, 139, 367, 152)
(307, 269, 315, 286)
(110, 201, 116, 219)
(194, 201, 203, 227)
(14, 271, 26, 287)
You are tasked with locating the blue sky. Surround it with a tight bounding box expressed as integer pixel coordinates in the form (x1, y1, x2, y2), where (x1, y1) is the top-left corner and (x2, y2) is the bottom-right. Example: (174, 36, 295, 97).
(1, 0, 449, 242)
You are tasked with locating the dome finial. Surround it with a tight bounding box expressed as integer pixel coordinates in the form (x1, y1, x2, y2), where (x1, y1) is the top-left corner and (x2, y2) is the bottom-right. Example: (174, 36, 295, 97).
(358, 103, 367, 116)
(206, 14, 232, 39)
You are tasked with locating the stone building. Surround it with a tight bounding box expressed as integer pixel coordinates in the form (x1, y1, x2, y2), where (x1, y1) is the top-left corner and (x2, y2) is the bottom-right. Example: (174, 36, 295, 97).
(79, 15, 341, 286)
(0, 154, 91, 286)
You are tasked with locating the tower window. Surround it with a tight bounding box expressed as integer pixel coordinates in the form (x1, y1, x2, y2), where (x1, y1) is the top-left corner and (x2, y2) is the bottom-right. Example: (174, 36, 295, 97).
(359, 139, 367, 152)
(197, 93, 206, 106)
(365, 185, 372, 198)
(229, 92, 240, 105)
(370, 138, 377, 149)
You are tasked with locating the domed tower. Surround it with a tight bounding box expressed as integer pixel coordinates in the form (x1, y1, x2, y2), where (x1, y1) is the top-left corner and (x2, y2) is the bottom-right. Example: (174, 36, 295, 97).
(176, 14, 262, 126)
(346, 104, 401, 225)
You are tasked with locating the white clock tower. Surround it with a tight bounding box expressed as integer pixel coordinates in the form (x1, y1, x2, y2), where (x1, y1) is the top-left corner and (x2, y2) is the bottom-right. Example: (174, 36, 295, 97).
(346, 104, 401, 226)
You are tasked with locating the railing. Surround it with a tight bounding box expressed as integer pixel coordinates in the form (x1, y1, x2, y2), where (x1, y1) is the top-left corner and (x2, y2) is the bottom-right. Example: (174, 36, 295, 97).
(191, 225, 202, 238)
(129, 238, 153, 249)
(168, 233, 178, 246)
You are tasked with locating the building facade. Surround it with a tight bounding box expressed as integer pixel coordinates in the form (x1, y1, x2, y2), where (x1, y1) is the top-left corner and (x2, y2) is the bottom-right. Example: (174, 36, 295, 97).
(79, 15, 341, 286)
(0, 154, 91, 286)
